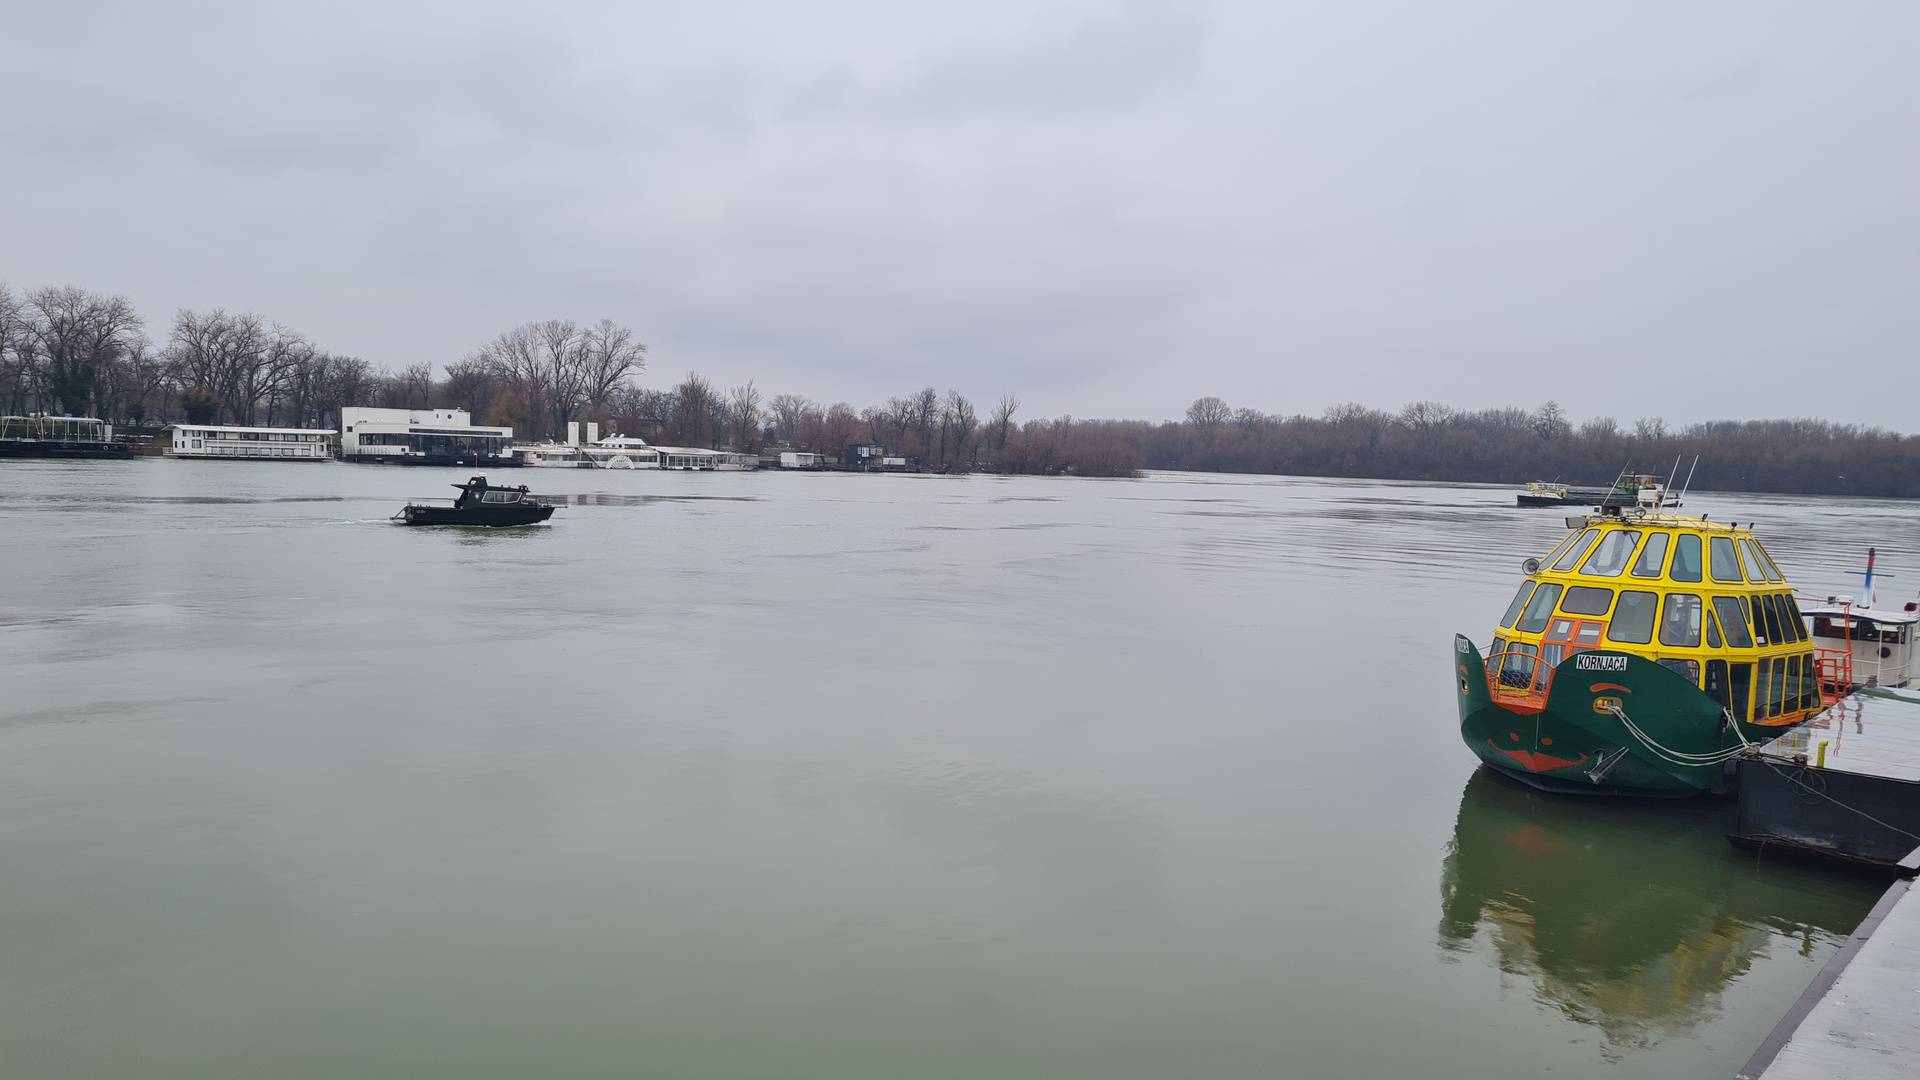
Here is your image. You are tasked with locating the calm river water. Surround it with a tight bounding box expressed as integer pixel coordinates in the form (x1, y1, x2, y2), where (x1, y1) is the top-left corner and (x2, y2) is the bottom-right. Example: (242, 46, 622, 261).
(0, 461, 1901, 1079)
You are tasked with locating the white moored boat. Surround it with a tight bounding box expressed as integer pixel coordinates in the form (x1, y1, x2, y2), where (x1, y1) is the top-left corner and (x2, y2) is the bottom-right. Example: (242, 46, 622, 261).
(516, 422, 754, 471)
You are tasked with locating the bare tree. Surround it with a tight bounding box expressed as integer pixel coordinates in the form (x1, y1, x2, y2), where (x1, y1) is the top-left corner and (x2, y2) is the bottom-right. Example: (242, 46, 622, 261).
(990, 393, 1019, 450)
(98, 337, 173, 424)
(725, 380, 761, 451)
(478, 323, 548, 434)
(938, 389, 976, 468)
(225, 326, 311, 425)
(443, 355, 498, 419)
(537, 320, 588, 437)
(476, 318, 642, 438)
(1185, 395, 1231, 434)
(1398, 401, 1453, 432)
(577, 319, 647, 411)
(25, 286, 143, 416)
(394, 361, 432, 409)
(911, 386, 939, 454)
(609, 382, 670, 438)
(0, 284, 34, 415)
(768, 393, 812, 446)
(822, 402, 861, 454)
(667, 371, 717, 447)
(165, 309, 269, 424)
(1531, 400, 1570, 441)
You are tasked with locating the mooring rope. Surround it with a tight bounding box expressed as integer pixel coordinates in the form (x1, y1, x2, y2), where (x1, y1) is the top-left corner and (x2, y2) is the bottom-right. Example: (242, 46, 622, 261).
(1600, 702, 1748, 767)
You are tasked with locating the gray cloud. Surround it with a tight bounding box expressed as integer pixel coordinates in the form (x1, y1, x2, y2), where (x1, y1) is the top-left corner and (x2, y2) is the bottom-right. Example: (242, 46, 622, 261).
(2, 0, 1915, 427)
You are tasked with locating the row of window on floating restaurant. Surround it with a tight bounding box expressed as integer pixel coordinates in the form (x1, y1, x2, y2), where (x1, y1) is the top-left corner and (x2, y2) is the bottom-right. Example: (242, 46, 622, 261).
(1498, 580, 1807, 650)
(187, 431, 327, 442)
(189, 445, 318, 457)
(354, 433, 510, 448)
(1541, 527, 1785, 586)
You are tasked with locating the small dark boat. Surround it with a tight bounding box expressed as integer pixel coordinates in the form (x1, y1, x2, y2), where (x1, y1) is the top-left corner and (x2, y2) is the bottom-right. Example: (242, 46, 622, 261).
(395, 476, 556, 527)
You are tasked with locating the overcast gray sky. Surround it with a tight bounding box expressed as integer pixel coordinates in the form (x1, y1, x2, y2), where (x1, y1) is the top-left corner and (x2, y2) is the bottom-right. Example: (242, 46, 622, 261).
(3, 1, 1914, 426)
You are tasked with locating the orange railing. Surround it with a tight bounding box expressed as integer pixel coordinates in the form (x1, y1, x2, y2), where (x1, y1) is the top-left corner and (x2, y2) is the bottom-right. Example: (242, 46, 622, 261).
(1484, 650, 1554, 713)
(1815, 649, 1854, 708)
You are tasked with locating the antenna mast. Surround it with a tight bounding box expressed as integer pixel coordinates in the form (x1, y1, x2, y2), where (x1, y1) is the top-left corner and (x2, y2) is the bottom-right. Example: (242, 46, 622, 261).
(1677, 455, 1700, 506)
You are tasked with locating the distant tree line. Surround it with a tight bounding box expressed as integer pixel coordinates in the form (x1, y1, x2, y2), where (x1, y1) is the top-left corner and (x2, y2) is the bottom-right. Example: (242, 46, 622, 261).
(0, 283, 652, 441)
(1142, 396, 1920, 498)
(4, 282, 1913, 491)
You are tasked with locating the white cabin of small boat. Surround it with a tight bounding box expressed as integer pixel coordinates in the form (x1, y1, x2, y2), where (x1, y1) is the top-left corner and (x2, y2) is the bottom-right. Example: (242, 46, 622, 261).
(1799, 600, 1918, 689)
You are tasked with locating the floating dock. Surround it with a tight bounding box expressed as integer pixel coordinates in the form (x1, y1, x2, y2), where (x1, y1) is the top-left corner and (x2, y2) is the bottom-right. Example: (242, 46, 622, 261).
(1736, 854, 1920, 1079)
(1732, 686, 1920, 1077)
(1733, 688, 1920, 868)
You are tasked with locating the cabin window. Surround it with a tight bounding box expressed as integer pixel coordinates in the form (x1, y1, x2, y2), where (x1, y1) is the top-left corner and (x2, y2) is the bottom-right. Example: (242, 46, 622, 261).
(479, 490, 521, 504)
(1765, 595, 1791, 643)
(1657, 658, 1701, 686)
(1709, 537, 1744, 583)
(1497, 643, 1539, 689)
(1517, 584, 1563, 633)
(1560, 586, 1613, 616)
(1630, 533, 1671, 578)
(1751, 597, 1774, 646)
(1781, 594, 1808, 643)
(1784, 654, 1808, 713)
(1706, 609, 1722, 649)
(1763, 594, 1789, 645)
(1736, 539, 1768, 583)
(1670, 534, 1703, 582)
(1705, 659, 1730, 711)
(1768, 657, 1788, 715)
(1550, 530, 1600, 572)
(1755, 660, 1775, 719)
(1753, 542, 1785, 582)
(1659, 594, 1703, 648)
(1607, 591, 1658, 645)
(1499, 582, 1536, 628)
(1579, 531, 1640, 578)
(1810, 616, 1845, 640)
(1727, 663, 1753, 722)
(1712, 597, 1753, 648)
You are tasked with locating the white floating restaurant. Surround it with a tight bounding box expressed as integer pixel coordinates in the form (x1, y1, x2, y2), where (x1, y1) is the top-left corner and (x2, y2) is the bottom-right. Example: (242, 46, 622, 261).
(339, 407, 515, 467)
(515, 422, 754, 470)
(167, 424, 336, 461)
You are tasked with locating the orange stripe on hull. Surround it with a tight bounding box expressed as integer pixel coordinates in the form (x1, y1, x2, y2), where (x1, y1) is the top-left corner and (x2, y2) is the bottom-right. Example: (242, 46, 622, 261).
(1489, 741, 1592, 772)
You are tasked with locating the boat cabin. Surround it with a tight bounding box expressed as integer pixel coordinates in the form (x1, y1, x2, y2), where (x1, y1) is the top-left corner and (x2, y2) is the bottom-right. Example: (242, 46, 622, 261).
(1799, 602, 1917, 690)
(1489, 513, 1840, 726)
(452, 476, 530, 507)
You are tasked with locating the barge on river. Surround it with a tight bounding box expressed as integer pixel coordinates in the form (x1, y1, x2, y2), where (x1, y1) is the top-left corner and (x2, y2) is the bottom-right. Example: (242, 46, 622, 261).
(1515, 473, 1679, 509)
(1455, 491, 1842, 797)
(0, 415, 137, 459)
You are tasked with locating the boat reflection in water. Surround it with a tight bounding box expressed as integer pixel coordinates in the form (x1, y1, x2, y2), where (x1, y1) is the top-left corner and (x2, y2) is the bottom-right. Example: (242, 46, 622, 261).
(1438, 768, 1871, 1048)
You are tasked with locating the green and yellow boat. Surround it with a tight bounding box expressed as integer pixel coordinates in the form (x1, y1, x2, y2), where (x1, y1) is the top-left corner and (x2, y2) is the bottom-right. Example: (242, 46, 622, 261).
(1455, 506, 1844, 797)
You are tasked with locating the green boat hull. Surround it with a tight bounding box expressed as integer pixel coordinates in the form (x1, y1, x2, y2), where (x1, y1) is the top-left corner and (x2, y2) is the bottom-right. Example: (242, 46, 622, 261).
(1453, 636, 1789, 797)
